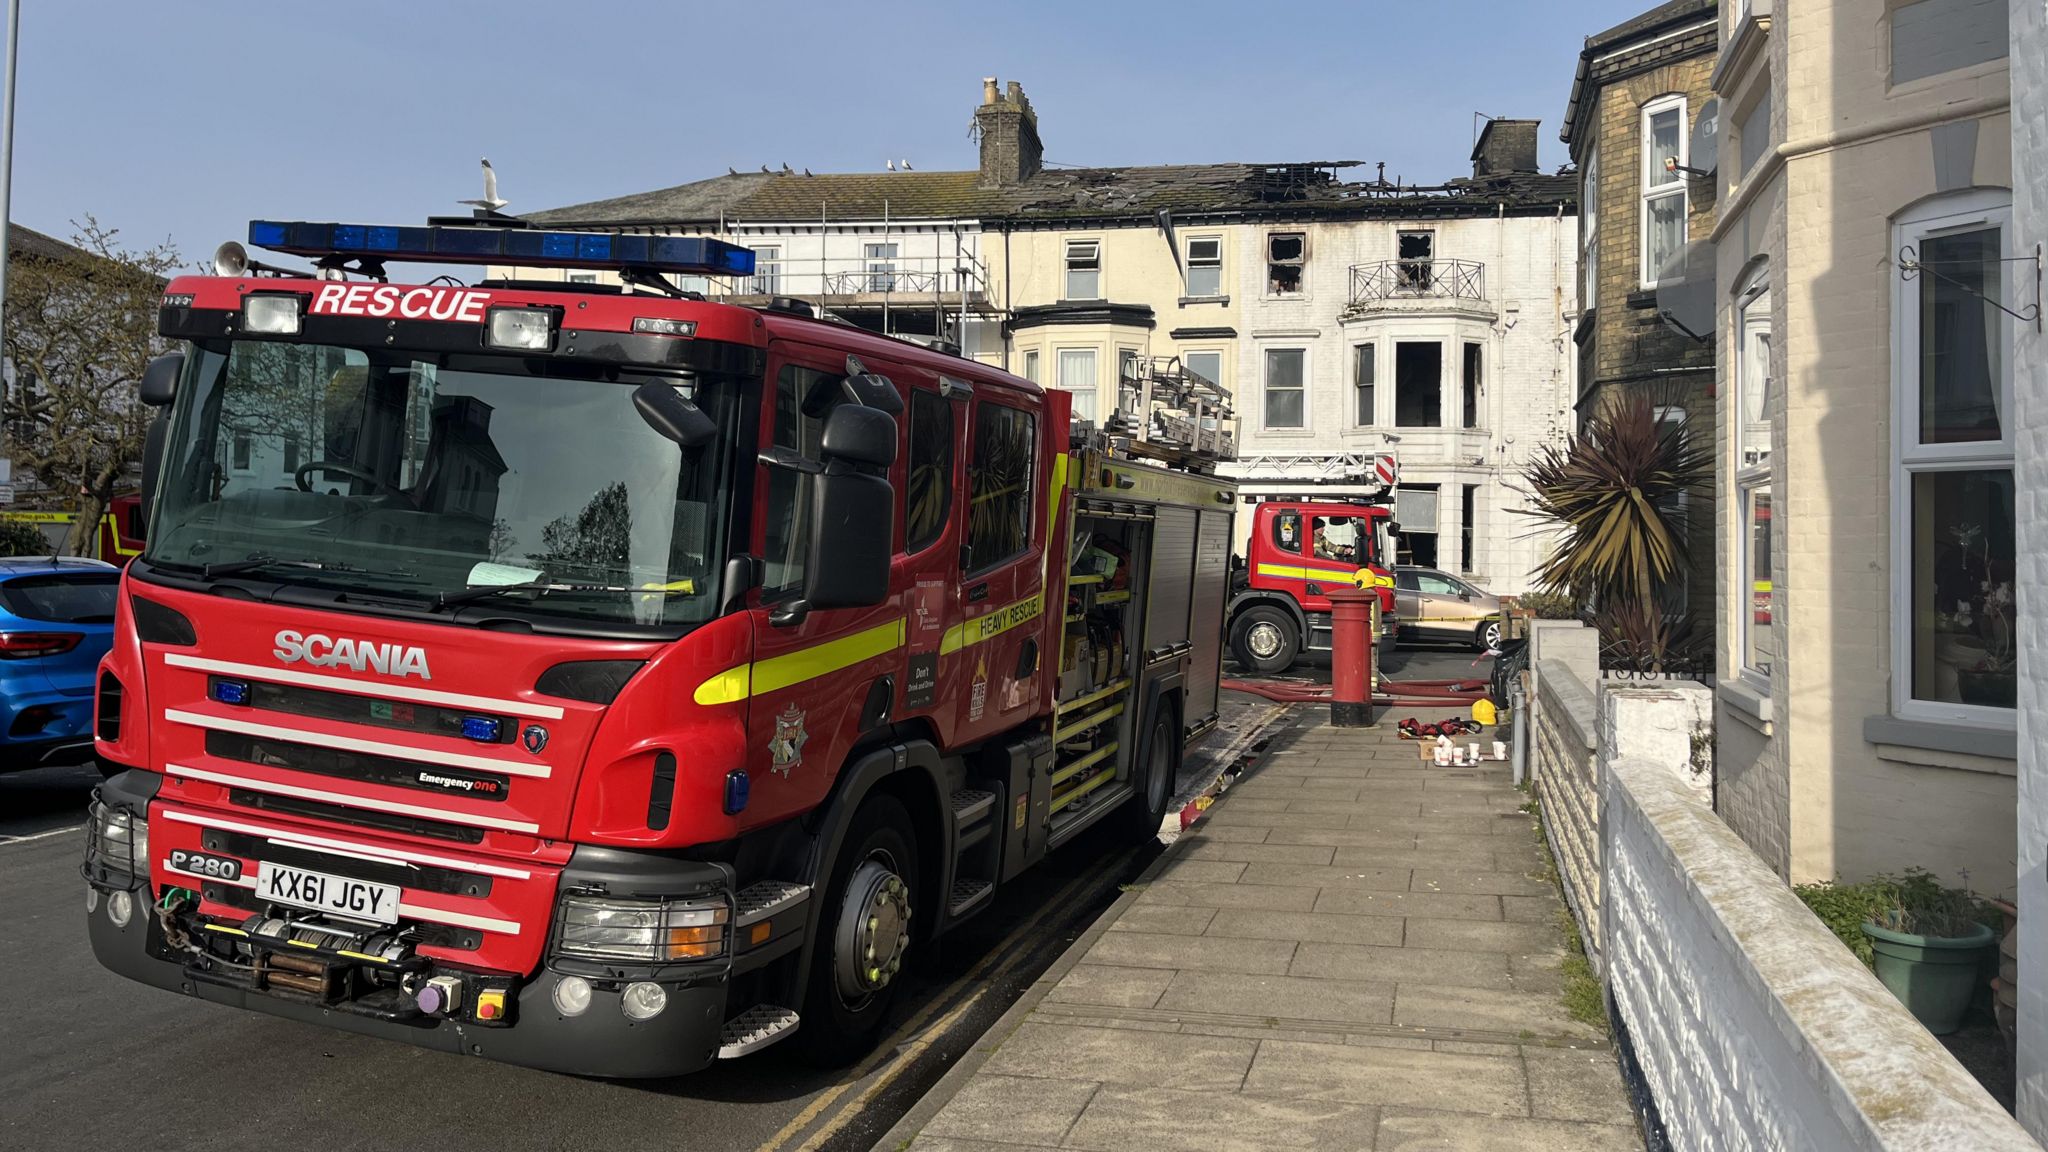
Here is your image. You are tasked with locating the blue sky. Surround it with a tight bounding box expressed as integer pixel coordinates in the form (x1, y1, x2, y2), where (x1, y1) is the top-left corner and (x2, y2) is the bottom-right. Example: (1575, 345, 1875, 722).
(10, 0, 1653, 263)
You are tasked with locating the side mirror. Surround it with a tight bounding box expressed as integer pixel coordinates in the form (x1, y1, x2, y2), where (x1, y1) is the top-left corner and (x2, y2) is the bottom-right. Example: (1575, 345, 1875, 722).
(800, 463, 894, 613)
(139, 351, 184, 408)
(139, 411, 169, 528)
(633, 381, 716, 450)
(821, 405, 897, 468)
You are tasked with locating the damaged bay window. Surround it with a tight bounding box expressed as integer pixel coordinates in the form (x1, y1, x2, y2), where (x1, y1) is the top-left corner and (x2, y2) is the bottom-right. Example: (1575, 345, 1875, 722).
(1394, 341, 1442, 428)
(1064, 240, 1101, 300)
(1354, 343, 1376, 426)
(1462, 342, 1482, 429)
(1186, 237, 1223, 297)
(1267, 232, 1305, 296)
(1397, 231, 1435, 291)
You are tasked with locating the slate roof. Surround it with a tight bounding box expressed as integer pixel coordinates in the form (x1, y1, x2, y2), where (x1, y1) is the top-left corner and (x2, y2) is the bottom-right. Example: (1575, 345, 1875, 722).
(8, 223, 92, 263)
(530, 161, 1575, 229)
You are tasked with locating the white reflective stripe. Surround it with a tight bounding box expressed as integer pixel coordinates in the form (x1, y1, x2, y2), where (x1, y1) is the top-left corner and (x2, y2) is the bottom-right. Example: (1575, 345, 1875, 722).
(160, 653, 566, 721)
(163, 709, 549, 779)
(162, 861, 521, 936)
(159, 809, 533, 879)
(166, 764, 541, 834)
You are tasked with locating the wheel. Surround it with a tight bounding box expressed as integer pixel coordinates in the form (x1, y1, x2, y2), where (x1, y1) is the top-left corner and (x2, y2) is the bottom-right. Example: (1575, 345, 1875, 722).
(796, 793, 920, 1067)
(1474, 619, 1503, 652)
(1119, 703, 1179, 841)
(1229, 606, 1299, 674)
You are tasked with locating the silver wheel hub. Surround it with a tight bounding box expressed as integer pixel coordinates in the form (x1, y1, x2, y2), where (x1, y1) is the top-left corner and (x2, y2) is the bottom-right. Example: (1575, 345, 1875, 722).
(1247, 622, 1284, 659)
(833, 858, 912, 1003)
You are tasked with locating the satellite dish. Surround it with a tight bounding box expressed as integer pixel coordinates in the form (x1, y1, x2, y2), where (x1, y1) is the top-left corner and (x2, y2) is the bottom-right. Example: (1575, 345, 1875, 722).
(1655, 239, 1715, 343)
(1689, 99, 1720, 179)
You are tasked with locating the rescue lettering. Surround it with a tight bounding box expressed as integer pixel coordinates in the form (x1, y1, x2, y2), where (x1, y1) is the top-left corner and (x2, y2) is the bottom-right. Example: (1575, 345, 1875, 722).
(273, 629, 433, 680)
(308, 283, 491, 323)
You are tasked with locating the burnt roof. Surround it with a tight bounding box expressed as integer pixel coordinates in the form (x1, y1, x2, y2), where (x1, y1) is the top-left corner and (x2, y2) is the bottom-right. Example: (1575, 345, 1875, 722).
(529, 159, 1575, 230)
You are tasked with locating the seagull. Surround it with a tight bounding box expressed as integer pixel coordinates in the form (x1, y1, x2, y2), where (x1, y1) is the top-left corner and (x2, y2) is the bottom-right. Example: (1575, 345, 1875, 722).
(761, 164, 772, 174)
(780, 163, 793, 175)
(459, 157, 509, 212)
(887, 160, 896, 171)
(728, 166, 739, 176)
(803, 167, 813, 177)
(901, 159, 913, 171)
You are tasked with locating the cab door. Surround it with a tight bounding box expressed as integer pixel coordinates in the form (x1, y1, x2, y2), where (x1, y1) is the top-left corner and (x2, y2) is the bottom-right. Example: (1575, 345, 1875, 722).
(745, 347, 911, 824)
(947, 392, 1044, 746)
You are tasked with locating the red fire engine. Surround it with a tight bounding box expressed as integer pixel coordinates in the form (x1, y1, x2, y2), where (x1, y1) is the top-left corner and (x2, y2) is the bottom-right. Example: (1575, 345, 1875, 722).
(2, 494, 146, 565)
(1225, 488, 1398, 675)
(81, 217, 1236, 1077)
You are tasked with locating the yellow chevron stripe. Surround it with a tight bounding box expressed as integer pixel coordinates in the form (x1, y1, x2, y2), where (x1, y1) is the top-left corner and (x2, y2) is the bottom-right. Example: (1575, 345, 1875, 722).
(692, 617, 907, 706)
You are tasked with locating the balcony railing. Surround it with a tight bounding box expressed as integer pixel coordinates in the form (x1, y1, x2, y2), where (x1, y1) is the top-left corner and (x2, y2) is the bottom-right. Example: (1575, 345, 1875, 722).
(710, 253, 992, 303)
(1348, 259, 1487, 307)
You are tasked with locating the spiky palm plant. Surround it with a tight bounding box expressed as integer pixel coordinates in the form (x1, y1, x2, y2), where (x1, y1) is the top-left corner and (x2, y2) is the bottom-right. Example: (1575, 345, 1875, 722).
(1519, 393, 1709, 608)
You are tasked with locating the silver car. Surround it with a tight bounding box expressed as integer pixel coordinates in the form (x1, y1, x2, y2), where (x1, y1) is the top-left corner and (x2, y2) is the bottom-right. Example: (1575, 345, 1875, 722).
(1394, 567, 1502, 650)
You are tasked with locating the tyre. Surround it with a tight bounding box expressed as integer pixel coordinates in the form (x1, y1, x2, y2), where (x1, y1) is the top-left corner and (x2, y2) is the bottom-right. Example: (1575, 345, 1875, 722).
(1474, 619, 1503, 652)
(796, 793, 920, 1067)
(1229, 605, 1299, 674)
(1119, 702, 1179, 841)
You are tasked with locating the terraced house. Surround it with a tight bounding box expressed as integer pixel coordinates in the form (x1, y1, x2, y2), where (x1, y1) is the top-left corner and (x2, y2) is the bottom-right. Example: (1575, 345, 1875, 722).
(513, 80, 1579, 585)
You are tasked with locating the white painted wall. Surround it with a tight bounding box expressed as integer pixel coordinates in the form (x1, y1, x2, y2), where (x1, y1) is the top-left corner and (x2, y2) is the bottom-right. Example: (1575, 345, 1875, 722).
(2010, 0, 2048, 1138)
(1225, 213, 1577, 593)
(1603, 755, 2039, 1150)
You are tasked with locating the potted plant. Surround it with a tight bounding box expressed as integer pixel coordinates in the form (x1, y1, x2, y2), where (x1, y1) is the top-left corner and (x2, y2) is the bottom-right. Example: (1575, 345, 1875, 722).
(1860, 870, 1999, 1035)
(1955, 581, 2016, 708)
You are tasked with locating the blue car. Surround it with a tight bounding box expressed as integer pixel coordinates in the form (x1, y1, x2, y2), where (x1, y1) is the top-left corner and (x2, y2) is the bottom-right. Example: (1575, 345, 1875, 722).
(0, 556, 118, 772)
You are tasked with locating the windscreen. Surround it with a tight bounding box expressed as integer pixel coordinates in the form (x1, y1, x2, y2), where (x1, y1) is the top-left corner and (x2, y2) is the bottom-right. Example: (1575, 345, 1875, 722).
(146, 340, 744, 630)
(0, 573, 119, 623)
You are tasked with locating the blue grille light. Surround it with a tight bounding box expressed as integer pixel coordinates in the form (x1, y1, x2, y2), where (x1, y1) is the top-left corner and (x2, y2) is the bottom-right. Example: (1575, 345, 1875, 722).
(723, 770, 750, 815)
(460, 716, 503, 742)
(210, 679, 250, 706)
(243, 220, 756, 278)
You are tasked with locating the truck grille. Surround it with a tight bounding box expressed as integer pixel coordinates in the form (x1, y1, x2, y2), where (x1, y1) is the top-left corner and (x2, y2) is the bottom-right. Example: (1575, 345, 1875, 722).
(226, 788, 485, 844)
(205, 730, 513, 803)
(226, 677, 516, 744)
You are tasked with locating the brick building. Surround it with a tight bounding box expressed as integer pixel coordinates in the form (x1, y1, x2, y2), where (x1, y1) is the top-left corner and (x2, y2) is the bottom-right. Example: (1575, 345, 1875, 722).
(1561, 0, 1720, 629)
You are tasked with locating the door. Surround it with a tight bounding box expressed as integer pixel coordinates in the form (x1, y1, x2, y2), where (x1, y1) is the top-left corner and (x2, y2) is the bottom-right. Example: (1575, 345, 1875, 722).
(1407, 569, 1473, 640)
(747, 350, 912, 823)
(949, 395, 1043, 746)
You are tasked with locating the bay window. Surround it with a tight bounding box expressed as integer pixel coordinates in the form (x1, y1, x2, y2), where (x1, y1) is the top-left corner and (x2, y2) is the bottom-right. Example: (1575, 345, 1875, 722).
(1056, 348, 1099, 423)
(1734, 270, 1774, 681)
(1892, 191, 2016, 721)
(1640, 96, 1688, 287)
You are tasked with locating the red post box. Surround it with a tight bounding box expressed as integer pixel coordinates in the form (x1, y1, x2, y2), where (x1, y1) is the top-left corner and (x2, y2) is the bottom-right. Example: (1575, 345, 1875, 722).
(1327, 586, 1376, 727)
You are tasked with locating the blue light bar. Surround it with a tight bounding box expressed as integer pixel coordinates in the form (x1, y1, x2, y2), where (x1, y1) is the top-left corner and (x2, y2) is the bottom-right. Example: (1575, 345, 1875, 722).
(460, 716, 503, 742)
(246, 220, 756, 278)
(210, 679, 250, 706)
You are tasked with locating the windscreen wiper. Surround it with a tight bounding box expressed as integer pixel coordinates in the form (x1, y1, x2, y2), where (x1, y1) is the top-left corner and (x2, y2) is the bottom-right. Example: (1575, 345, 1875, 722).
(201, 555, 335, 579)
(433, 577, 695, 612)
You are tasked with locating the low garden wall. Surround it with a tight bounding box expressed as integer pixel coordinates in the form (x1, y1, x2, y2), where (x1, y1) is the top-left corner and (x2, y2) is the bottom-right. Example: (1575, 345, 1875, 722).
(1533, 657, 1603, 973)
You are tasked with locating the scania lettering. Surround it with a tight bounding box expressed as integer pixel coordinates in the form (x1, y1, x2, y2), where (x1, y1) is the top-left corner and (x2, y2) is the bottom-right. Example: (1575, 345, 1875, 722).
(83, 215, 1236, 1078)
(272, 630, 433, 679)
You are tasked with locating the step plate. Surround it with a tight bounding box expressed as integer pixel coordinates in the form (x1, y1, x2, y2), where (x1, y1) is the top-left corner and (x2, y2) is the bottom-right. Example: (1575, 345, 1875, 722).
(717, 1005, 800, 1059)
(948, 877, 994, 917)
(950, 788, 996, 826)
(733, 880, 810, 927)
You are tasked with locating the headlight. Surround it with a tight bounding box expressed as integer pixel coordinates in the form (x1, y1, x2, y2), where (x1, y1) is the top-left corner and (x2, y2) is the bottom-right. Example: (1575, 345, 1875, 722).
(88, 801, 148, 881)
(241, 294, 303, 335)
(556, 895, 728, 962)
(485, 306, 555, 351)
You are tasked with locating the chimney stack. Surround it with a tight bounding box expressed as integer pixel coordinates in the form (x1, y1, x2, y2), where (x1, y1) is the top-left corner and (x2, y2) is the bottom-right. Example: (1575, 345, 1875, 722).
(975, 77, 1044, 188)
(1470, 118, 1541, 178)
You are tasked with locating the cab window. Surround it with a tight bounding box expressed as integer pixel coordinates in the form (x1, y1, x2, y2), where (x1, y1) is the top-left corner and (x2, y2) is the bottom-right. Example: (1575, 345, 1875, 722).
(762, 364, 839, 599)
(1309, 516, 1363, 563)
(1270, 510, 1303, 554)
(965, 402, 1034, 573)
(905, 390, 953, 555)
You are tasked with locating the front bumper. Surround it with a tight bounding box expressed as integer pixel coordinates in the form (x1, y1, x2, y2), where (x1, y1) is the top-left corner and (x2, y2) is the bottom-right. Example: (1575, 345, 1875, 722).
(84, 903, 730, 1077)
(81, 774, 754, 1079)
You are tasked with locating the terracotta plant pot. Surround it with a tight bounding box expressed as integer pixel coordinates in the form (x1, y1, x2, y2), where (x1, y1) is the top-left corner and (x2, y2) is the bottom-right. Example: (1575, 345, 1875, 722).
(1862, 920, 1997, 1035)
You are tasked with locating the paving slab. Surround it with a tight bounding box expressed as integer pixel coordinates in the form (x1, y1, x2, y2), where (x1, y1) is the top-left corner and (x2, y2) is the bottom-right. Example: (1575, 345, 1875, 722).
(1135, 880, 1320, 910)
(1063, 1084, 1381, 1152)
(1313, 888, 1503, 921)
(1409, 868, 1555, 897)
(1107, 903, 1217, 936)
(1085, 930, 1298, 975)
(1181, 838, 1338, 865)
(1375, 1109, 1643, 1151)
(1525, 1045, 1638, 1123)
(1245, 1038, 1530, 1115)
(1393, 982, 1599, 1040)
(981, 1021, 1257, 1092)
(1155, 969, 1396, 1026)
(1046, 963, 1173, 1008)
(1289, 941, 1509, 989)
(1204, 907, 1406, 947)
(918, 1075, 1101, 1147)
(1238, 862, 1413, 890)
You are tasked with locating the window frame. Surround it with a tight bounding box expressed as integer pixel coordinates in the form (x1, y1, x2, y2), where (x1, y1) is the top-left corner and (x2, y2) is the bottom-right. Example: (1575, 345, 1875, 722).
(1732, 266, 1774, 686)
(1353, 342, 1377, 427)
(904, 387, 955, 556)
(1583, 145, 1600, 299)
(1460, 484, 1477, 574)
(1054, 346, 1099, 423)
(1021, 349, 1040, 384)
(1639, 94, 1689, 289)
(1461, 341, 1482, 429)
(1183, 349, 1223, 392)
(1063, 239, 1102, 302)
(1265, 232, 1306, 298)
(1888, 190, 2017, 725)
(1185, 235, 1224, 298)
(1261, 346, 1308, 430)
(1393, 340, 1444, 429)
(749, 244, 783, 295)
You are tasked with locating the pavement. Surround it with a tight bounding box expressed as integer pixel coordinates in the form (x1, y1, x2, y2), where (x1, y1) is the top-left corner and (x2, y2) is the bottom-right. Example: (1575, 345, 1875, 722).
(876, 705, 1644, 1152)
